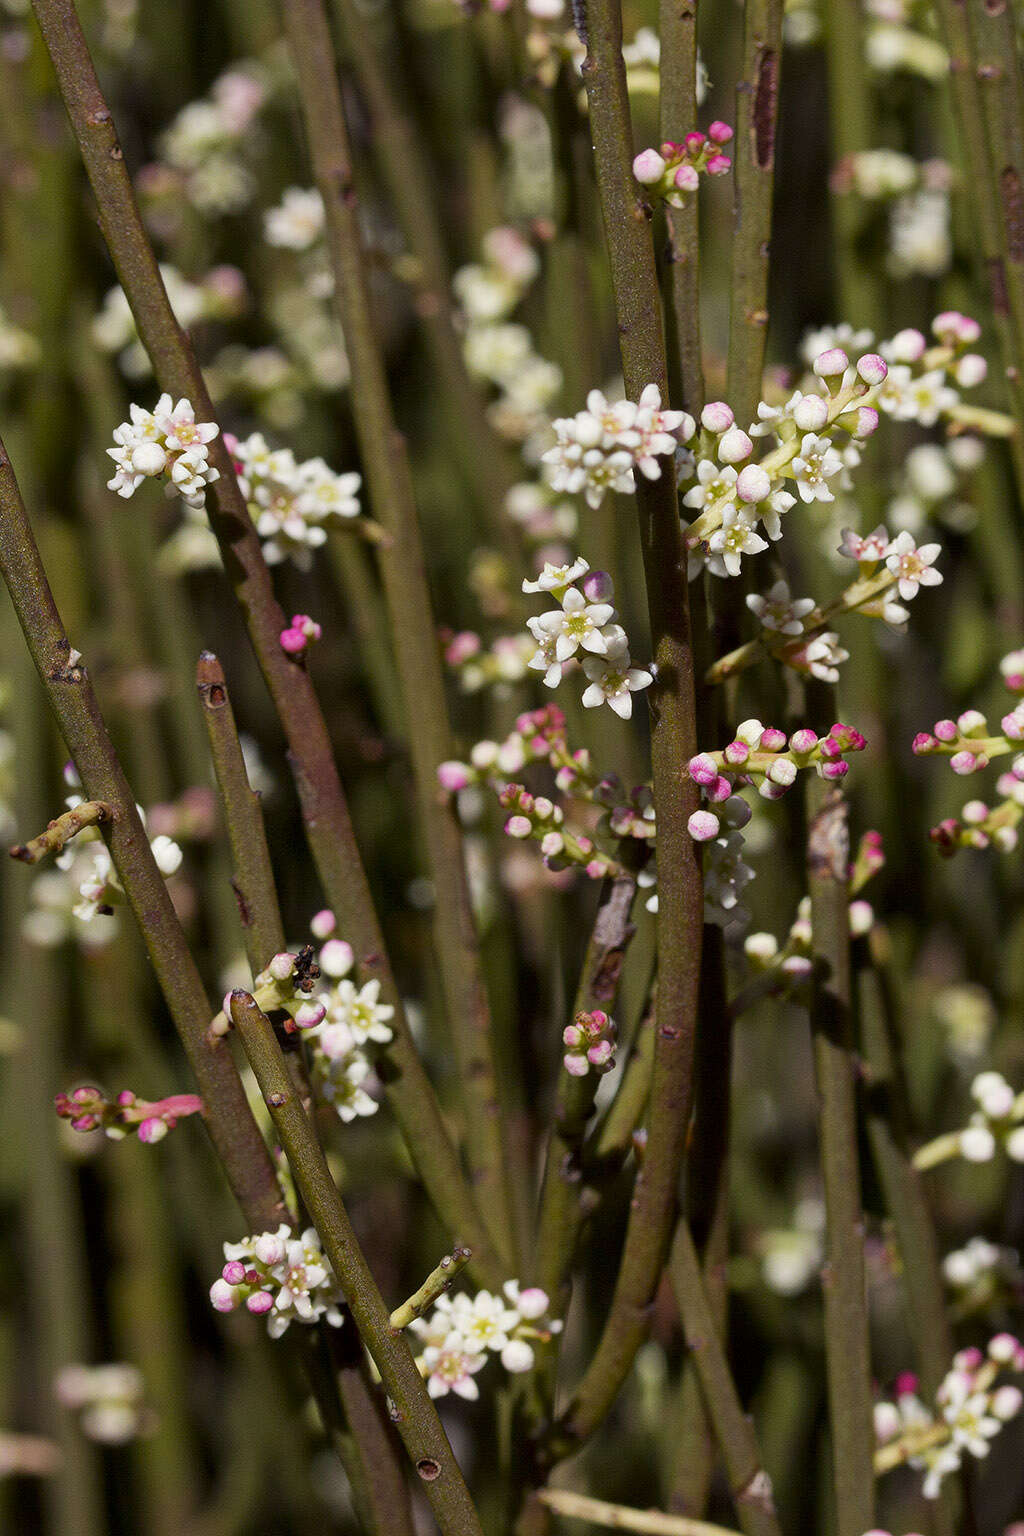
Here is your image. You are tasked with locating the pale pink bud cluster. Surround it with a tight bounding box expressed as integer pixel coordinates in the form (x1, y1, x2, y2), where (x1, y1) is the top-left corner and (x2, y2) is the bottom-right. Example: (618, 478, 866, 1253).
(55, 1085, 203, 1144)
(632, 122, 734, 207)
(499, 783, 617, 880)
(687, 719, 867, 837)
(279, 613, 322, 656)
(562, 1009, 617, 1077)
(210, 1225, 345, 1339)
(210, 946, 326, 1038)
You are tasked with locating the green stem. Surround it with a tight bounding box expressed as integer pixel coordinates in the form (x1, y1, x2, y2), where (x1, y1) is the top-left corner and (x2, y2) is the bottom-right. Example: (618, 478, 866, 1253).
(229, 990, 485, 1536)
(536, 1488, 745, 1535)
(280, 0, 516, 1268)
(726, 0, 783, 430)
(805, 775, 874, 1536)
(30, 0, 503, 1282)
(659, 0, 704, 414)
(391, 1247, 474, 1330)
(668, 1224, 782, 1536)
(8, 798, 111, 863)
(550, 0, 704, 1455)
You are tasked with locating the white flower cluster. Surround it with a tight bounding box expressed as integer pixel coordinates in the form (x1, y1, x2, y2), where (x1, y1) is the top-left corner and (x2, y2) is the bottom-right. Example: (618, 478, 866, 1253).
(942, 1235, 1017, 1294)
(93, 263, 246, 379)
(523, 558, 653, 720)
(107, 395, 221, 509)
(454, 227, 561, 447)
(955, 1071, 1024, 1164)
(408, 1281, 561, 1400)
(228, 431, 362, 567)
(210, 1224, 345, 1339)
(157, 61, 270, 214)
(884, 436, 984, 538)
(55, 1364, 150, 1446)
(305, 931, 390, 1125)
(756, 1196, 825, 1297)
(542, 384, 687, 509)
(264, 187, 325, 251)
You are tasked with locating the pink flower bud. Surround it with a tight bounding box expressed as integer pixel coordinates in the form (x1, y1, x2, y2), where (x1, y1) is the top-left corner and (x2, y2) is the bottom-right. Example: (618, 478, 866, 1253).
(633, 148, 666, 185)
(137, 1116, 168, 1144)
(820, 759, 850, 780)
(849, 406, 879, 438)
(933, 718, 957, 741)
(706, 154, 731, 175)
(759, 727, 788, 751)
(505, 814, 532, 839)
(708, 120, 734, 144)
(736, 464, 771, 503)
(793, 395, 829, 431)
(319, 938, 353, 977)
(684, 131, 706, 152)
(956, 353, 987, 387)
(813, 348, 849, 378)
(687, 809, 720, 841)
(564, 1050, 589, 1075)
(582, 570, 615, 602)
(585, 859, 606, 880)
(246, 1290, 274, 1314)
(445, 631, 482, 666)
(673, 163, 700, 192)
(856, 353, 888, 385)
(294, 1000, 327, 1030)
(588, 1039, 614, 1067)
(279, 627, 307, 656)
(887, 327, 926, 363)
(515, 1286, 550, 1319)
(723, 739, 750, 766)
(438, 760, 472, 791)
(210, 1279, 238, 1312)
(1003, 711, 1024, 741)
(269, 952, 295, 981)
(912, 732, 937, 754)
(709, 775, 734, 802)
(718, 428, 753, 463)
(222, 1260, 247, 1285)
(700, 401, 734, 433)
(687, 752, 719, 786)
(950, 751, 980, 775)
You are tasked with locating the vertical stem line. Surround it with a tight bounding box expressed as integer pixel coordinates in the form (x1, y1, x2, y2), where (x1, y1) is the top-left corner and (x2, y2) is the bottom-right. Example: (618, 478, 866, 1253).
(280, 0, 516, 1267)
(551, 0, 705, 1454)
(805, 776, 874, 1536)
(659, 0, 704, 414)
(230, 990, 485, 1536)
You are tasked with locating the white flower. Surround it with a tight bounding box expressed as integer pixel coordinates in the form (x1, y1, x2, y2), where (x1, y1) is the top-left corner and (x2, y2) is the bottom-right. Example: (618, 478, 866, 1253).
(318, 1051, 378, 1123)
(746, 581, 816, 636)
(154, 396, 220, 453)
(682, 459, 739, 516)
(522, 556, 590, 594)
(534, 587, 617, 662)
(884, 531, 943, 600)
(706, 506, 768, 578)
(322, 977, 394, 1045)
(803, 632, 849, 684)
(581, 646, 653, 720)
(838, 525, 890, 563)
(423, 1344, 486, 1400)
(445, 1291, 520, 1354)
(791, 433, 843, 503)
(264, 187, 325, 250)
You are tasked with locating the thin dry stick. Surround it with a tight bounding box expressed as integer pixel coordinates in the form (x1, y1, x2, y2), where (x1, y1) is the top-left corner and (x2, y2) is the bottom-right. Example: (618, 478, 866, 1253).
(725, 0, 783, 430)
(805, 777, 874, 1536)
(9, 799, 111, 862)
(659, 0, 704, 414)
(229, 990, 485, 1536)
(536, 1489, 743, 1535)
(29, 0, 505, 1285)
(551, 0, 705, 1456)
(0, 433, 285, 1228)
(391, 1247, 473, 1330)
(668, 1224, 781, 1536)
(280, 0, 517, 1266)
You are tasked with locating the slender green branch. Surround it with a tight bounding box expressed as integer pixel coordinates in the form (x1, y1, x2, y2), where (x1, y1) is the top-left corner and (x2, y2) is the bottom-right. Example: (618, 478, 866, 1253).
(229, 990, 485, 1536)
(805, 777, 874, 1536)
(536, 1489, 744, 1535)
(725, 0, 783, 429)
(668, 1223, 781, 1536)
(391, 1247, 474, 1330)
(549, 0, 705, 1455)
(196, 652, 284, 973)
(9, 798, 111, 863)
(659, 0, 704, 413)
(280, 0, 516, 1268)
(30, 0, 504, 1285)
(0, 433, 285, 1229)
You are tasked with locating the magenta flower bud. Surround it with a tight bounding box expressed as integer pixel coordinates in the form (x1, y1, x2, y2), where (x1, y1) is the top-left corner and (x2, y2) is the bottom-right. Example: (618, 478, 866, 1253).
(819, 735, 842, 761)
(950, 751, 979, 775)
(687, 809, 720, 841)
(633, 148, 666, 185)
(674, 163, 700, 192)
(934, 718, 957, 742)
(582, 570, 615, 602)
(856, 353, 887, 385)
(660, 140, 680, 158)
(888, 327, 926, 363)
(564, 1054, 589, 1076)
(813, 347, 849, 378)
(708, 120, 734, 144)
(912, 732, 937, 754)
(1003, 711, 1024, 741)
(279, 627, 307, 656)
(222, 1260, 247, 1285)
(684, 131, 706, 151)
(718, 427, 753, 463)
(117, 1090, 136, 1107)
(505, 814, 532, 839)
(137, 1116, 168, 1144)
(709, 775, 734, 802)
(246, 1290, 274, 1315)
(706, 154, 731, 175)
(700, 401, 734, 433)
(736, 464, 771, 503)
(291, 614, 321, 642)
(820, 759, 850, 780)
(438, 760, 472, 791)
(849, 406, 879, 438)
(73, 1086, 98, 1103)
(588, 1040, 614, 1067)
(895, 1371, 919, 1397)
(70, 1115, 98, 1132)
(723, 739, 750, 765)
(687, 752, 719, 786)
(759, 727, 787, 751)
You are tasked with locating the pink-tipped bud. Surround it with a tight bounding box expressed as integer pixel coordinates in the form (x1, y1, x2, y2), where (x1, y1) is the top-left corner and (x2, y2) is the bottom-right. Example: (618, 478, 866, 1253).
(813, 347, 849, 378)
(708, 120, 734, 144)
(294, 1000, 327, 1030)
(723, 739, 750, 766)
(856, 353, 888, 385)
(934, 718, 958, 742)
(820, 759, 850, 780)
(767, 757, 797, 787)
(760, 727, 788, 751)
(701, 401, 734, 433)
(137, 1116, 168, 1144)
(222, 1260, 247, 1285)
(210, 1279, 238, 1313)
(789, 728, 819, 754)
(582, 570, 615, 602)
(849, 406, 880, 438)
(674, 163, 700, 193)
(505, 814, 532, 839)
(888, 327, 926, 363)
(736, 464, 771, 503)
(956, 353, 987, 387)
(588, 1040, 614, 1068)
(438, 760, 472, 791)
(950, 751, 980, 775)
(246, 1290, 274, 1315)
(117, 1090, 136, 1107)
(706, 154, 731, 175)
(633, 148, 666, 185)
(515, 1287, 550, 1319)
(684, 131, 706, 152)
(688, 809, 720, 841)
(718, 427, 753, 463)
(912, 732, 937, 754)
(280, 627, 308, 656)
(709, 775, 734, 802)
(687, 752, 719, 786)
(564, 1054, 589, 1076)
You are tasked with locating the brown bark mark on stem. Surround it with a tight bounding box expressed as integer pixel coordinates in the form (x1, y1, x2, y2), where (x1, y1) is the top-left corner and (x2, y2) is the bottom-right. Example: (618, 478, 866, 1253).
(753, 49, 779, 170)
(1001, 166, 1024, 263)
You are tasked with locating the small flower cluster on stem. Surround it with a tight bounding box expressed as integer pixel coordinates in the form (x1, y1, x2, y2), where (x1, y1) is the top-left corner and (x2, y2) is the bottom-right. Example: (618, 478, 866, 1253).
(523, 559, 653, 718)
(54, 1085, 203, 1144)
(226, 431, 362, 567)
(542, 387, 688, 510)
(55, 1364, 152, 1445)
(873, 1336, 1024, 1499)
(407, 1281, 562, 1398)
(687, 719, 868, 838)
(913, 1071, 1024, 1170)
(632, 120, 734, 206)
(107, 395, 220, 508)
(279, 612, 322, 657)
(209, 1224, 346, 1339)
(563, 1009, 616, 1076)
